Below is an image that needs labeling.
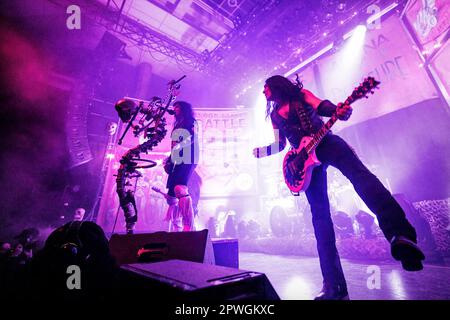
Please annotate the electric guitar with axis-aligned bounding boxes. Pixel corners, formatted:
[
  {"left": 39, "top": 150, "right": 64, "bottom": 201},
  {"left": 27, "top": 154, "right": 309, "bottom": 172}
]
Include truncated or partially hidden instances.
[
  {"left": 283, "top": 77, "right": 380, "bottom": 195},
  {"left": 151, "top": 186, "right": 169, "bottom": 199}
]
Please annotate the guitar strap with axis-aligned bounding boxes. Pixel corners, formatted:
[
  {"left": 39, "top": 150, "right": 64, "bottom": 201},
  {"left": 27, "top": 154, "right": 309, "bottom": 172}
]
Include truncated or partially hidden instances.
[{"left": 293, "top": 100, "right": 314, "bottom": 135}]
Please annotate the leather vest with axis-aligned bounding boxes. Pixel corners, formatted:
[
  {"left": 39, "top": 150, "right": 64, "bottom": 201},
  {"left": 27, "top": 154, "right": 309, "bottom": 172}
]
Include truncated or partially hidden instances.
[{"left": 270, "top": 100, "right": 324, "bottom": 149}]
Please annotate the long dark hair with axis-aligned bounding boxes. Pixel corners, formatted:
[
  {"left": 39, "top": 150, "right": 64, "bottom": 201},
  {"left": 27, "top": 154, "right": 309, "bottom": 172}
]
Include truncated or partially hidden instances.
[
  {"left": 173, "top": 101, "right": 195, "bottom": 128},
  {"left": 265, "top": 75, "right": 303, "bottom": 118}
]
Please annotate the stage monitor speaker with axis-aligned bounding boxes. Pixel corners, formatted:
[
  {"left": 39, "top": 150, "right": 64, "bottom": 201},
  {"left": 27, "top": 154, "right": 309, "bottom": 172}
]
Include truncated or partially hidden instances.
[
  {"left": 118, "top": 259, "right": 280, "bottom": 300},
  {"left": 109, "top": 229, "right": 214, "bottom": 265},
  {"left": 212, "top": 238, "right": 239, "bottom": 268}
]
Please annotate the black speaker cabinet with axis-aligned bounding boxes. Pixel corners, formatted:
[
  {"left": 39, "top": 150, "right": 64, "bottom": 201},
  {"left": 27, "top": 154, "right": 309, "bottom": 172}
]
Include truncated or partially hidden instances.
[
  {"left": 118, "top": 259, "right": 280, "bottom": 300},
  {"left": 109, "top": 229, "right": 213, "bottom": 265},
  {"left": 212, "top": 238, "right": 239, "bottom": 268}
]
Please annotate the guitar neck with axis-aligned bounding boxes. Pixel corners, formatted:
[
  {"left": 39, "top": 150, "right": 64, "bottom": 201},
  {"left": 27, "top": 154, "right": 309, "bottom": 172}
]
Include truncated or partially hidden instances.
[
  {"left": 151, "top": 187, "right": 166, "bottom": 196},
  {"left": 305, "top": 97, "right": 352, "bottom": 153}
]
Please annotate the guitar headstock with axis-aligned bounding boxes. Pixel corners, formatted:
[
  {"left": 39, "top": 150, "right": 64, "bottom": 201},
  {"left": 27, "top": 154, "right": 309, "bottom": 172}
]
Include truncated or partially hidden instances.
[
  {"left": 151, "top": 186, "right": 161, "bottom": 193},
  {"left": 347, "top": 77, "right": 380, "bottom": 104}
]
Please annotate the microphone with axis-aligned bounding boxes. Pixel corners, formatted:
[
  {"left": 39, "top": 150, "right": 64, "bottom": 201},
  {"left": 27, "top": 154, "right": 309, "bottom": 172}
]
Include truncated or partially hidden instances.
[
  {"left": 156, "top": 106, "right": 175, "bottom": 115},
  {"left": 168, "top": 75, "right": 186, "bottom": 87}
]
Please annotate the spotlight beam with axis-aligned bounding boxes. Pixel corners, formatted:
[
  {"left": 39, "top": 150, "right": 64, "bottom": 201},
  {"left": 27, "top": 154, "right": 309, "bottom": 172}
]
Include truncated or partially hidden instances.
[{"left": 285, "top": 2, "right": 398, "bottom": 77}]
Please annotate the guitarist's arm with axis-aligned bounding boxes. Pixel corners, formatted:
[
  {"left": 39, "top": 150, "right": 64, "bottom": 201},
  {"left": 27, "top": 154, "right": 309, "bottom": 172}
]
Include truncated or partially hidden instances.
[
  {"left": 302, "top": 89, "right": 352, "bottom": 121},
  {"left": 253, "top": 121, "right": 287, "bottom": 158}
]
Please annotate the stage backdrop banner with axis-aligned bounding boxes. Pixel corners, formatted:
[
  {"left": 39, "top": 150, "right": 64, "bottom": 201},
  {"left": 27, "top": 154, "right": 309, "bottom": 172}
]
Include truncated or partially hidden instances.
[
  {"left": 403, "top": 0, "right": 450, "bottom": 55},
  {"left": 430, "top": 39, "right": 450, "bottom": 101},
  {"left": 315, "top": 15, "right": 438, "bottom": 131},
  {"left": 195, "top": 108, "right": 257, "bottom": 198}
]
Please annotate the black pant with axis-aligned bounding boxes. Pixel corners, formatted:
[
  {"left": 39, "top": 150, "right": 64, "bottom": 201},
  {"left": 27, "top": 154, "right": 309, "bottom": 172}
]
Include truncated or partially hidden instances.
[
  {"left": 307, "top": 134, "right": 417, "bottom": 288},
  {"left": 166, "top": 163, "right": 196, "bottom": 197}
]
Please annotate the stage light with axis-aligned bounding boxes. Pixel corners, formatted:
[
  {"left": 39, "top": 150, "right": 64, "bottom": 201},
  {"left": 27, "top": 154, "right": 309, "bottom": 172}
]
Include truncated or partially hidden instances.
[
  {"left": 343, "top": 24, "right": 367, "bottom": 40},
  {"left": 356, "top": 24, "right": 367, "bottom": 32},
  {"left": 106, "top": 153, "right": 115, "bottom": 160}
]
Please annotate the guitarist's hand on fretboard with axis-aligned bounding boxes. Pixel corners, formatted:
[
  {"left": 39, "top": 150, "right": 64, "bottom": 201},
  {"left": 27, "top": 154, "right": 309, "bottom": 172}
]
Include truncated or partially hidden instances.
[{"left": 336, "top": 103, "right": 353, "bottom": 121}]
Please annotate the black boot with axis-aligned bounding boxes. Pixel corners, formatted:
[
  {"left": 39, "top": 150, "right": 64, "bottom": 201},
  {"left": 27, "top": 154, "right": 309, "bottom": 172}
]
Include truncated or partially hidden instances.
[
  {"left": 391, "top": 236, "right": 425, "bottom": 271},
  {"left": 125, "top": 212, "right": 138, "bottom": 235},
  {"left": 314, "top": 283, "right": 349, "bottom": 300}
]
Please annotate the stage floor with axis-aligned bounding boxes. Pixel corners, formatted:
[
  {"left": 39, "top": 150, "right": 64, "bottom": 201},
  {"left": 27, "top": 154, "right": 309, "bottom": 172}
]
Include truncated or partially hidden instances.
[{"left": 239, "top": 252, "right": 450, "bottom": 300}]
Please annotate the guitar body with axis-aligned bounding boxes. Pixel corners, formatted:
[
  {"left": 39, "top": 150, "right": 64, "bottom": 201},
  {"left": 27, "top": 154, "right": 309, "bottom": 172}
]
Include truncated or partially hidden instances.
[{"left": 283, "top": 136, "right": 321, "bottom": 193}]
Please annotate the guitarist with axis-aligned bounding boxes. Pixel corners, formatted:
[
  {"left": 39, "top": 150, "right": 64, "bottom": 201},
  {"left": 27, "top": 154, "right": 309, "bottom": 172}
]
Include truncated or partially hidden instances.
[
  {"left": 252, "top": 75, "right": 424, "bottom": 300},
  {"left": 164, "top": 101, "right": 199, "bottom": 232}
]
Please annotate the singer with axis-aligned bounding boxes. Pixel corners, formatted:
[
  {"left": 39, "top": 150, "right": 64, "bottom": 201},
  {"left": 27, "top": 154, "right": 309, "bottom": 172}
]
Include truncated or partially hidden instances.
[{"left": 163, "top": 101, "right": 200, "bottom": 232}]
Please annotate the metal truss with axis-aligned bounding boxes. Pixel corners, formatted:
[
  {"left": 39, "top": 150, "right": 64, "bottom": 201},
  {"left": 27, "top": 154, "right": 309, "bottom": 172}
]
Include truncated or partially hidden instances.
[
  {"left": 51, "top": 0, "right": 206, "bottom": 70},
  {"left": 203, "top": 0, "right": 280, "bottom": 73},
  {"left": 107, "top": 16, "right": 205, "bottom": 69}
]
